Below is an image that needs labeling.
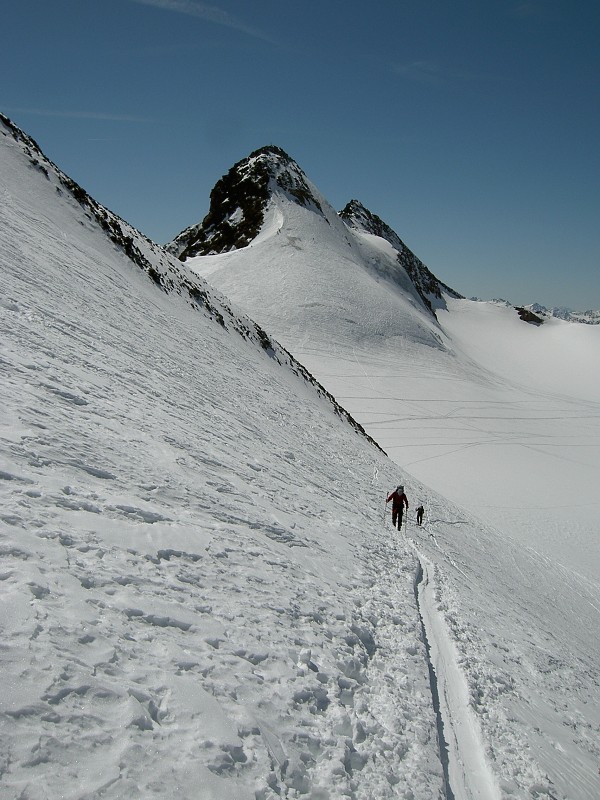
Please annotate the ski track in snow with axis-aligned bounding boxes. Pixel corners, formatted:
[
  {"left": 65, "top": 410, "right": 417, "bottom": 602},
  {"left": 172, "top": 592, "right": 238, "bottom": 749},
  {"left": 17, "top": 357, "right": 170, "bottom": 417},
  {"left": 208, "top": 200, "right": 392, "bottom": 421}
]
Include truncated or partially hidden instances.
[{"left": 412, "top": 547, "right": 501, "bottom": 800}]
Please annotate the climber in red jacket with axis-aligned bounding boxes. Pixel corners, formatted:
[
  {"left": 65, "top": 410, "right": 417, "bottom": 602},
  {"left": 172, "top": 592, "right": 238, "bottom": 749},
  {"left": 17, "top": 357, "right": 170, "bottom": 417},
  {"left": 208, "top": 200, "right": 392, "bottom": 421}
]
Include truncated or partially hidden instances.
[{"left": 386, "top": 485, "right": 409, "bottom": 530}]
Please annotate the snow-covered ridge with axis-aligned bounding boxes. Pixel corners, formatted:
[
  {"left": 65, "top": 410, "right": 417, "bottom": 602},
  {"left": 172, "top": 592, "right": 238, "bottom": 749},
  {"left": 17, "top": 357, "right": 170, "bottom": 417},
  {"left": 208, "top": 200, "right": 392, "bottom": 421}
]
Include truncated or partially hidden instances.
[
  {"left": 0, "top": 114, "right": 380, "bottom": 451},
  {"left": 340, "top": 199, "right": 462, "bottom": 316},
  {"left": 1, "top": 113, "right": 171, "bottom": 287},
  {"left": 525, "top": 302, "right": 600, "bottom": 325}
]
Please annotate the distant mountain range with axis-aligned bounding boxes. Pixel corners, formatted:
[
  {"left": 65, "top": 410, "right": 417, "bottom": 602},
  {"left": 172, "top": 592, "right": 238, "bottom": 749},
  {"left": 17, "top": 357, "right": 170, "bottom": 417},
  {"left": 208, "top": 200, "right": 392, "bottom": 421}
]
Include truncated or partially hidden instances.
[
  {"left": 469, "top": 298, "right": 600, "bottom": 325},
  {"left": 524, "top": 303, "right": 600, "bottom": 325}
]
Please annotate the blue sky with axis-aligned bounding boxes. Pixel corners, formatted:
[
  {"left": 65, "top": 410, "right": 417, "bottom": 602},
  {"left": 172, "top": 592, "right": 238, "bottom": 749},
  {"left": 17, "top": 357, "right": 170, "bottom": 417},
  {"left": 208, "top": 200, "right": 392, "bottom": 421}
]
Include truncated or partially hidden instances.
[{"left": 2, "top": 0, "right": 599, "bottom": 308}]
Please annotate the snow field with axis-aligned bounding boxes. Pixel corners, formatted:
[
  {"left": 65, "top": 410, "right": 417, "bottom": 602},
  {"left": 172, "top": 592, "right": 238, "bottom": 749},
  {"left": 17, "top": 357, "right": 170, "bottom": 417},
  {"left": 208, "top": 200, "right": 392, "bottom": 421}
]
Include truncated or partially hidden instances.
[
  {"left": 189, "top": 173, "right": 600, "bottom": 797},
  {"left": 3, "top": 115, "right": 600, "bottom": 799},
  {"left": 1, "top": 125, "right": 447, "bottom": 798}
]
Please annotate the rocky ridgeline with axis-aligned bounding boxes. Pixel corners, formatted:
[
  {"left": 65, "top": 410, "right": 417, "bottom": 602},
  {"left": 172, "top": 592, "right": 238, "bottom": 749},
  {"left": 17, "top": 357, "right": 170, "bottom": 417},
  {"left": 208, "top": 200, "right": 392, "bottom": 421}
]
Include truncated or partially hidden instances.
[{"left": 340, "top": 199, "right": 463, "bottom": 315}]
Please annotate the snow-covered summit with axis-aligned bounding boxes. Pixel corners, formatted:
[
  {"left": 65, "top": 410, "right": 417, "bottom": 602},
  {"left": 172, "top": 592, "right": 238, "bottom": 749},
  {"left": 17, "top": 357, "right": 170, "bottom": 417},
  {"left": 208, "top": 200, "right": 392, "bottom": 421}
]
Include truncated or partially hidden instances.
[
  {"left": 166, "top": 145, "right": 330, "bottom": 260},
  {"left": 167, "top": 147, "right": 460, "bottom": 320}
]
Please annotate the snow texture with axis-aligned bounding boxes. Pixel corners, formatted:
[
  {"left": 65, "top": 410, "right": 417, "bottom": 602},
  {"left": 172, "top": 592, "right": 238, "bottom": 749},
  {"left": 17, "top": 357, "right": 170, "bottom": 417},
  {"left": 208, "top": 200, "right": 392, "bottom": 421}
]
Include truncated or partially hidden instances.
[{"left": 2, "top": 117, "right": 600, "bottom": 800}]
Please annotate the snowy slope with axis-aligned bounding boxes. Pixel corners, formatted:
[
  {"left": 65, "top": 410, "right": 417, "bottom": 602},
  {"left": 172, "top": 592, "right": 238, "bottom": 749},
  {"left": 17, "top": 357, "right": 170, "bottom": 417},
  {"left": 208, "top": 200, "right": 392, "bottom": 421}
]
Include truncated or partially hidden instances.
[
  {"left": 179, "top": 147, "right": 600, "bottom": 798},
  {"left": 2, "top": 120, "right": 600, "bottom": 799},
  {"left": 0, "top": 116, "right": 486, "bottom": 800},
  {"left": 0, "top": 117, "right": 446, "bottom": 799},
  {"left": 183, "top": 148, "right": 600, "bottom": 576}
]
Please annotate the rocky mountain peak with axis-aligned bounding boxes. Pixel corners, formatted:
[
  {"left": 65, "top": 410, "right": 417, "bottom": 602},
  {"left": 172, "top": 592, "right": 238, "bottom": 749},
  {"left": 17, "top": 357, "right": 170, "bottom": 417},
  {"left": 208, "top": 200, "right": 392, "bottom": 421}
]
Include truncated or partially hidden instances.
[
  {"left": 254, "top": 146, "right": 324, "bottom": 213},
  {"left": 167, "top": 145, "right": 324, "bottom": 260}
]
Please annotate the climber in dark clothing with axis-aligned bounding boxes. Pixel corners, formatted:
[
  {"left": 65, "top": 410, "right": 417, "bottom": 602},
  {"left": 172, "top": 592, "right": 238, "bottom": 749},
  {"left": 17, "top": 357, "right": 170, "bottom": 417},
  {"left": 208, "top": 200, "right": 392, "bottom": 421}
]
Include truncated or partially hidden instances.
[
  {"left": 416, "top": 505, "right": 424, "bottom": 526},
  {"left": 386, "top": 485, "right": 409, "bottom": 530}
]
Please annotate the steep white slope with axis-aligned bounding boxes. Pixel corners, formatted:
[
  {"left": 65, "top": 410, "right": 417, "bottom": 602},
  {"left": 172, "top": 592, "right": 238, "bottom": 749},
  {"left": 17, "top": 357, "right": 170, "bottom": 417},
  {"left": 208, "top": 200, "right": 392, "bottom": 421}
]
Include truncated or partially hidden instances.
[
  {"left": 0, "top": 117, "right": 448, "bottom": 799},
  {"left": 191, "top": 187, "right": 443, "bottom": 353}
]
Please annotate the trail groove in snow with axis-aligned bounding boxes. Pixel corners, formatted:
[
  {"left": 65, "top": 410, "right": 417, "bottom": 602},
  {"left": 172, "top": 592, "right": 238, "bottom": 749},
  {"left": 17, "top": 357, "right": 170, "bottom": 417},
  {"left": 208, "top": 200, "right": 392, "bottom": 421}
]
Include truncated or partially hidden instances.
[
  {"left": 414, "top": 560, "right": 455, "bottom": 800},
  {"left": 412, "top": 547, "right": 501, "bottom": 800}
]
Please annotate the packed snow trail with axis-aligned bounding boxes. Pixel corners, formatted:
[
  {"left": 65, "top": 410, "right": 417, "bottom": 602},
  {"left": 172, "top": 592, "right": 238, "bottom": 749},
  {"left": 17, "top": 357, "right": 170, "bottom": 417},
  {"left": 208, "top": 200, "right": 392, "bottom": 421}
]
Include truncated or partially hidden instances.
[{"left": 413, "top": 549, "right": 501, "bottom": 800}]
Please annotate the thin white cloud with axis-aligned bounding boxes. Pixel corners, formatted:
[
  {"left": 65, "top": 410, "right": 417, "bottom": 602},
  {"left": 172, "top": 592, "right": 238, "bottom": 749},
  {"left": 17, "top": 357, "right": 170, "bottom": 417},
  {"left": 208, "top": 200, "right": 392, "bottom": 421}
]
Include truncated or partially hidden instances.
[
  {"left": 511, "top": 2, "right": 546, "bottom": 18},
  {"left": 393, "top": 60, "right": 443, "bottom": 85},
  {"left": 392, "top": 60, "right": 492, "bottom": 86},
  {"left": 5, "top": 108, "right": 153, "bottom": 123},
  {"left": 130, "top": 0, "right": 274, "bottom": 42}
]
